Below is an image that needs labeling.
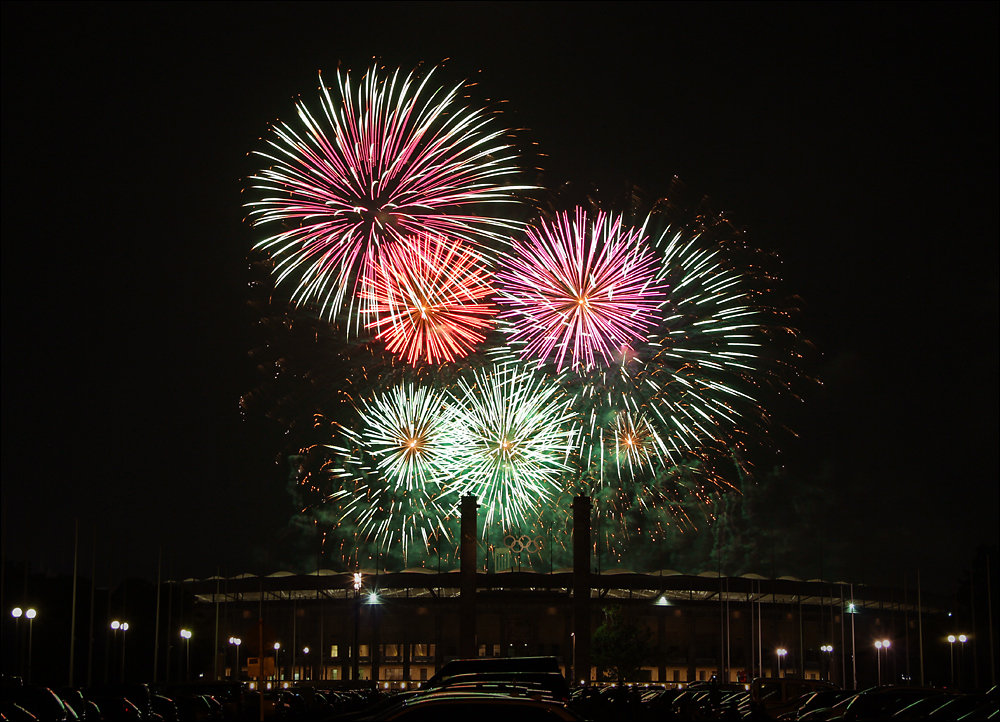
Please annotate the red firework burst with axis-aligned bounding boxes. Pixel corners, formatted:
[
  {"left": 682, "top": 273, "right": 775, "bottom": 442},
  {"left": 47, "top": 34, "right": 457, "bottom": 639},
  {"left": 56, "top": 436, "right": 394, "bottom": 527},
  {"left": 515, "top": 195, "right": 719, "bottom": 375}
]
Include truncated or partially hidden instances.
[{"left": 362, "top": 234, "right": 497, "bottom": 364}]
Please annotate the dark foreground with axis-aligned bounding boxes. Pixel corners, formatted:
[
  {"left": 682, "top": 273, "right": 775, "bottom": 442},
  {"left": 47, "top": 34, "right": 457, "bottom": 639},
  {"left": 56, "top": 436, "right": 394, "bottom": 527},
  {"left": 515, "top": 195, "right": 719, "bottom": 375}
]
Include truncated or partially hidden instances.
[{"left": 2, "top": 675, "right": 997, "bottom": 721}]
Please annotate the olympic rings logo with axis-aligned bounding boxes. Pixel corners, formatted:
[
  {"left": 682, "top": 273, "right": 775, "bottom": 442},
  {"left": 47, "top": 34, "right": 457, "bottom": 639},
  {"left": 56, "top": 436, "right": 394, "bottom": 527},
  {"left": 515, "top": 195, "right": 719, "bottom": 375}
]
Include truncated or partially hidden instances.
[{"left": 503, "top": 535, "right": 544, "bottom": 553}]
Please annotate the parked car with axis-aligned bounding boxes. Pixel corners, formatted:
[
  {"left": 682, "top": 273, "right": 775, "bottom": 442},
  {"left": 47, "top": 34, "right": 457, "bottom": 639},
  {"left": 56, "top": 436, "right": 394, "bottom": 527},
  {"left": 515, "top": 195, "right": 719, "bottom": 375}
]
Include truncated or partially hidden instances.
[
  {"left": 87, "top": 683, "right": 154, "bottom": 720},
  {"left": 751, "top": 676, "right": 840, "bottom": 714},
  {"left": 5, "top": 686, "right": 76, "bottom": 721},
  {"left": 800, "top": 686, "right": 943, "bottom": 721},
  {"left": 777, "top": 689, "right": 854, "bottom": 720},
  {"left": 151, "top": 693, "right": 179, "bottom": 722},
  {"left": 1, "top": 701, "right": 40, "bottom": 722}
]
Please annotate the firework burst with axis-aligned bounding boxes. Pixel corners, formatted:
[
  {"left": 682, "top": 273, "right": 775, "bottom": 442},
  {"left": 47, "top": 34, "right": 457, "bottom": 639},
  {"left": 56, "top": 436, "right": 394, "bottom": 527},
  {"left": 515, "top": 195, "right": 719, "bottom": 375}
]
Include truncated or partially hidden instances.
[
  {"left": 329, "top": 382, "right": 459, "bottom": 561},
  {"left": 361, "top": 233, "right": 497, "bottom": 364},
  {"left": 244, "top": 66, "right": 805, "bottom": 571},
  {"left": 247, "top": 65, "right": 530, "bottom": 329},
  {"left": 447, "top": 363, "right": 579, "bottom": 532},
  {"left": 495, "top": 207, "right": 666, "bottom": 372}
]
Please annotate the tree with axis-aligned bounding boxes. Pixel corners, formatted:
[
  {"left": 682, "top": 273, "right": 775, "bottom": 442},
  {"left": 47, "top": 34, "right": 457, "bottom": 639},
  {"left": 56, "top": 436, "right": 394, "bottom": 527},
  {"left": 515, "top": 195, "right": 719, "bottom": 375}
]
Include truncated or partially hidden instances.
[{"left": 591, "top": 604, "right": 653, "bottom": 682}]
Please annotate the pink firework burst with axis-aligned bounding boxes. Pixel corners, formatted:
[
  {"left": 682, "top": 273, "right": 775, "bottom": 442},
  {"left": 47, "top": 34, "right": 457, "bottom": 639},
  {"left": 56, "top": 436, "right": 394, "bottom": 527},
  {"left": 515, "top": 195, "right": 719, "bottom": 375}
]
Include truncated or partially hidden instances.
[
  {"left": 362, "top": 234, "right": 497, "bottom": 365},
  {"left": 247, "top": 65, "right": 529, "bottom": 329},
  {"left": 496, "top": 208, "right": 666, "bottom": 371}
]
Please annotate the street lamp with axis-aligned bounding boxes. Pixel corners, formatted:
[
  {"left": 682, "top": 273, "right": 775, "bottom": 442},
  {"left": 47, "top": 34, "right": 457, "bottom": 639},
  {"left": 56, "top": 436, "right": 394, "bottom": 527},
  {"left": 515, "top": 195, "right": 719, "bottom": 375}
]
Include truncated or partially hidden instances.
[
  {"left": 111, "top": 621, "right": 120, "bottom": 682},
  {"left": 821, "top": 645, "right": 834, "bottom": 682},
  {"left": 948, "top": 635, "right": 961, "bottom": 687},
  {"left": 119, "top": 622, "right": 129, "bottom": 682},
  {"left": 229, "top": 637, "right": 242, "bottom": 680},
  {"left": 25, "top": 609, "right": 37, "bottom": 684},
  {"left": 11, "top": 608, "right": 23, "bottom": 677},
  {"left": 274, "top": 642, "right": 281, "bottom": 684},
  {"left": 352, "top": 573, "right": 362, "bottom": 682},
  {"left": 958, "top": 634, "right": 968, "bottom": 688},
  {"left": 302, "top": 647, "right": 309, "bottom": 682},
  {"left": 571, "top": 632, "right": 576, "bottom": 683},
  {"left": 875, "top": 640, "right": 890, "bottom": 686},
  {"left": 109, "top": 621, "right": 130, "bottom": 682},
  {"left": 777, "top": 648, "right": 787, "bottom": 678},
  {"left": 181, "top": 630, "right": 192, "bottom": 681}
]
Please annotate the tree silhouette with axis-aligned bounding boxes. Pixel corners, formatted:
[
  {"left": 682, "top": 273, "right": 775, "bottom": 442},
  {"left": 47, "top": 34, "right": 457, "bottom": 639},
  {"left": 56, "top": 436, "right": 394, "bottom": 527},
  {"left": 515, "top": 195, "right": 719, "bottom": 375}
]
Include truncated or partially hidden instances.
[{"left": 592, "top": 604, "right": 653, "bottom": 682}]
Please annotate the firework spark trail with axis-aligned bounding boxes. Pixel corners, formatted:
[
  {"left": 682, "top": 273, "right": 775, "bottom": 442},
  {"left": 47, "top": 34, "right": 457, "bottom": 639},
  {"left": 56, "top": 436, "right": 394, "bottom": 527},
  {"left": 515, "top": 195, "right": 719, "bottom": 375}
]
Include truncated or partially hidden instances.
[
  {"left": 247, "top": 65, "right": 531, "bottom": 330},
  {"left": 362, "top": 234, "right": 497, "bottom": 364},
  {"left": 643, "top": 224, "right": 778, "bottom": 454},
  {"left": 495, "top": 208, "right": 666, "bottom": 372},
  {"left": 446, "top": 363, "right": 580, "bottom": 531}
]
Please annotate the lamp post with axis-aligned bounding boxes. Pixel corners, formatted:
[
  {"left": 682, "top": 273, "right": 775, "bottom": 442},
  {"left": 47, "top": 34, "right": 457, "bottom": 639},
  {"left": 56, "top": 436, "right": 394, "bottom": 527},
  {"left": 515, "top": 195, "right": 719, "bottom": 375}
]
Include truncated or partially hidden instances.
[
  {"left": 958, "top": 634, "right": 968, "bottom": 688},
  {"left": 571, "top": 632, "right": 576, "bottom": 684},
  {"left": 180, "top": 630, "right": 192, "bottom": 681},
  {"left": 229, "top": 637, "right": 241, "bottom": 680},
  {"left": 777, "top": 648, "right": 787, "bottom": 678},
  {"left": 302, "top": 647, "right": 309, "bottom": 682},
  {"left": 875, "top": 640, "right": 890, "bottom": 686},
  {"left": 11, "top": 608, "right": 23, "bottom": 677},
  {"left": 821, "top": 645, "right": 834, "bottom": 682},
  {"left": 847, "top": 599, "right": 858, "bottom": 690},
  {"left": 273, "top": 642, "right": 281, "bottom": 685},
  {"left": 352, "top": 573, "right": 362, "bottom": 682},
  {"left": 25, "top": 609, "right": 37, "bottom": 684},
  {"left": 119, "top": 622, "right": 129, "bottom": 682},
  {"left": 111, "top": 621, "right": 129, "bottom": 683},
  {"left": 948, "top": 635, "right": 957, "bottom": 686}
]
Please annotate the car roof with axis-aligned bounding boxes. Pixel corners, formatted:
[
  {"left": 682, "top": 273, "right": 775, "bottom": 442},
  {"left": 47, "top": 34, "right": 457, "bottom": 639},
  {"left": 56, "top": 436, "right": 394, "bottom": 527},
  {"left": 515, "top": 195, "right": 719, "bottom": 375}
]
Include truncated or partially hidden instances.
[
  {"left": 426, "top": 657, "right": 560, "bottom": 684},
  {"left": 384, "top": 692, "right": 580, "bottom": 721}
]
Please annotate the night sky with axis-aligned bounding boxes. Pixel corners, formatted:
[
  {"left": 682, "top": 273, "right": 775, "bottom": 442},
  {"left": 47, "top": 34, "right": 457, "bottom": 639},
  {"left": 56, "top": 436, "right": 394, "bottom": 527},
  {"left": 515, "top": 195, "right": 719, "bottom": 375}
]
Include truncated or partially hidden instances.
[{"left": 2, "top": 1, "right": 996, "bottom": 594}]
